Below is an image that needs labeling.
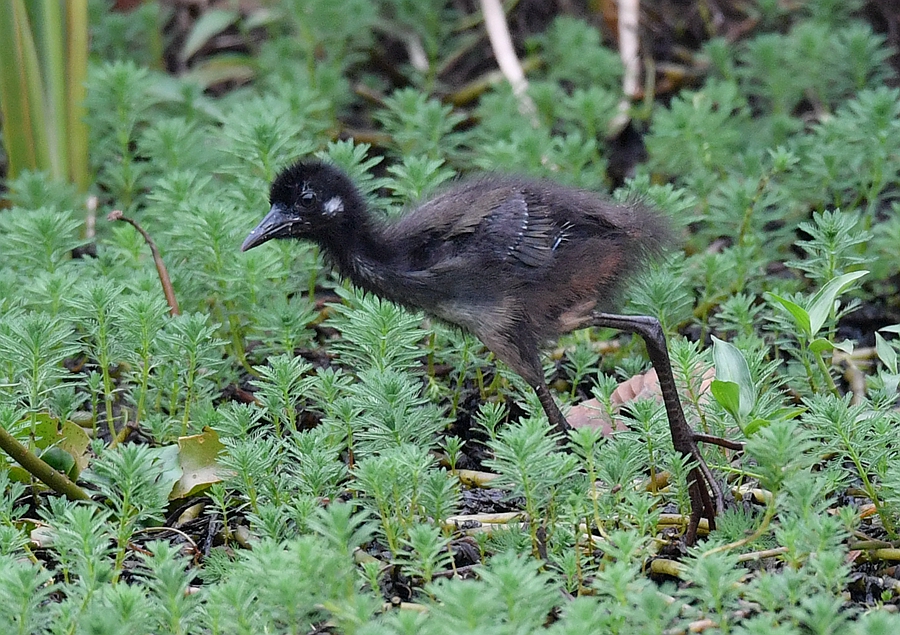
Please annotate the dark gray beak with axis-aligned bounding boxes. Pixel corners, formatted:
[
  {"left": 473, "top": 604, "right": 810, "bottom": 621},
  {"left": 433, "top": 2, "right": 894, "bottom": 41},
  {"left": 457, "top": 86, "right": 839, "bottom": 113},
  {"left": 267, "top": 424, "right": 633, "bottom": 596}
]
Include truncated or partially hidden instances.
[{"left": 241, "top": 203, "right": 292, "bottom": 252}]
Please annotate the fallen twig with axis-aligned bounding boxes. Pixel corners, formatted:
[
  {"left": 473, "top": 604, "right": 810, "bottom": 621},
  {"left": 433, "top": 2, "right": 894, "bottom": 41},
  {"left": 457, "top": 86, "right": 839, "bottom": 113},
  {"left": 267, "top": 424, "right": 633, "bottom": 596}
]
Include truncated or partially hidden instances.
[{"left": 108, "top": 210, "right": 180, "bottom": 316}]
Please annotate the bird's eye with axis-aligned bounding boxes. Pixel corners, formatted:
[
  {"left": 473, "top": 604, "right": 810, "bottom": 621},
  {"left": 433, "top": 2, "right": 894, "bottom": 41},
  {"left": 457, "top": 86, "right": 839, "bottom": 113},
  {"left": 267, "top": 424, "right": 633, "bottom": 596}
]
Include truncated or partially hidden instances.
[{"left": 300, "top": 191, "right": 316, "bottom": 207}]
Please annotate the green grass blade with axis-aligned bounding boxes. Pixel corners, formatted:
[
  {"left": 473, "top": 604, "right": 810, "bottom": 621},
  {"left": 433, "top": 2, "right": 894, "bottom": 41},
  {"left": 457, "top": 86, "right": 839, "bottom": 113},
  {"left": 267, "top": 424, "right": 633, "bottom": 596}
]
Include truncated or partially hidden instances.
[
  {"left": 66, "top": 0, "right": 89, "bottom": 191},
  {"left": 40, "top": 0, "right": 67, "bottom": 179},
  {"left": 0, "top": 0, "right": 39, "bottom": 176}
]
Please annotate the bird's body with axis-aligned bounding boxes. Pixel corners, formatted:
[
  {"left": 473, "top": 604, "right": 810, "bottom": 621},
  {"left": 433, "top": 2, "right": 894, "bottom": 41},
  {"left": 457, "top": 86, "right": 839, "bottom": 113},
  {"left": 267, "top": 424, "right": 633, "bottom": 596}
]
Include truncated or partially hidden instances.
[
  {"left": 242, "top": 159, "right": 723, "bottom": 543},
  {"left": 245, "top": 161, "right": 668, "bottom": 388}
]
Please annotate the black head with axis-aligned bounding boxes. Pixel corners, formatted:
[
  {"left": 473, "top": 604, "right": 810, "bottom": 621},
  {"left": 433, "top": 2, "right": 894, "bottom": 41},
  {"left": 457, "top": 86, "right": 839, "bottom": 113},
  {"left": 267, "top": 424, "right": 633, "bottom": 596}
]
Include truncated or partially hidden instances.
[{"left": 241, "top": 160, "right": 360, "bottom": 251}]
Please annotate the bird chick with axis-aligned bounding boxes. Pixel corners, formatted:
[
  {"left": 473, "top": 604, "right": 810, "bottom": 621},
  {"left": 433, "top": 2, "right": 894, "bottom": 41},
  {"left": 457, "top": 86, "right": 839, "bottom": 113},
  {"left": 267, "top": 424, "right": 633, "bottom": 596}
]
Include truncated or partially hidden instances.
[{"left": 242, "top": 160, "right": 722, "bottom": 542}]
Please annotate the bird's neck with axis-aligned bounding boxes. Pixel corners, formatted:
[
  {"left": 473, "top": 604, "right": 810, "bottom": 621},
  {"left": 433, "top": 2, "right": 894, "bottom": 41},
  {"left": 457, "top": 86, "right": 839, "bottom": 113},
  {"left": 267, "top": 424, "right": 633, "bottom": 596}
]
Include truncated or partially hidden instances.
[{"left": 319, "top": 215, "right": 402, "bottom": 299}]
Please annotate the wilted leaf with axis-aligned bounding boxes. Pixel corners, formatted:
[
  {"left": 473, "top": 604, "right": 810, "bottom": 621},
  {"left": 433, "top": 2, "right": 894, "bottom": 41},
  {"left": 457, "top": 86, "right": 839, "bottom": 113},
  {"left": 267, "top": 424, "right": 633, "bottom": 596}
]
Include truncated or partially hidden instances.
[
  {"left": 567, "top": 365, "right": 714, "bottom": 435},
  {"left": 169, "top": 427, "right": 225, "bottom": 500}
]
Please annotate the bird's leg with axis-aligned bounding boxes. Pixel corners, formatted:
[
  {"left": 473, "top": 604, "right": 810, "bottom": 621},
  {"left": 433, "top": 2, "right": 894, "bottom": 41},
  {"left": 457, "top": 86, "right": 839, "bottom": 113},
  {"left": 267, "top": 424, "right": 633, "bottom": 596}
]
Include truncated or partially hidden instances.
[
  {"left": 589, "top": 312, "right": 723, "bottom": 544},
  {"left": 533, "top": 381, "right": 571, "bottom": 438},
  {"left": 479, "top": 328, "right": 573, "bottom": 439}
]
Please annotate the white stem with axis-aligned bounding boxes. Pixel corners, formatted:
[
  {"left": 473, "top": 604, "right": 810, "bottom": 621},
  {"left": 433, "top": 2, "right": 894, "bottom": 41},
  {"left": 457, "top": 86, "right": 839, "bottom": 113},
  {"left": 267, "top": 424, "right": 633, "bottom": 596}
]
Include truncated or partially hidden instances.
[
  {"left": 618, "top": 0, "right": 641, "bottom": 98},
  {"left": 610, "top": 0, "right": 641, "bottom": 135},
  {"left": 479, "top": 0, "right": 538, "bottom": 124}
]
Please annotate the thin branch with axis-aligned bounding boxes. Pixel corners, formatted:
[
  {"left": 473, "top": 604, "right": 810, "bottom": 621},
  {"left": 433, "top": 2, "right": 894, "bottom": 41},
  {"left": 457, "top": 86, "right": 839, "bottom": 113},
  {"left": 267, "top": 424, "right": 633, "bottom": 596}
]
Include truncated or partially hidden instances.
[{"left": 108, "top": 210, "right": 180, "bottom": 316}]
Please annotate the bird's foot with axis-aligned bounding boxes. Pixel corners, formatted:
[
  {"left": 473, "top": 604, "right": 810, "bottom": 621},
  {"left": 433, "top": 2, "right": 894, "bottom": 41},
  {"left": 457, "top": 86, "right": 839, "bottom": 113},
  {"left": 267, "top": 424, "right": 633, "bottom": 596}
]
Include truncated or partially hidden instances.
[{"left": 678, "top": 437, "right": 724, "bottom": 545}]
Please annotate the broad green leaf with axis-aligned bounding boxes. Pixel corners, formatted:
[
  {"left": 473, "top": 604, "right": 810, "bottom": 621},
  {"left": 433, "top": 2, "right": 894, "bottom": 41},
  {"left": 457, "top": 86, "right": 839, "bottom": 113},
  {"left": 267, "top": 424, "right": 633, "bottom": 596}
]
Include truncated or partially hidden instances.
[
  {"left": 809, "top": 338, "right": 852, "bottom": 354},
  {"left": 809, "top": 338, "right": 834, "bottom": 354},
  {"left": 807, "top": 270, "right": 868, "bottom": 336},
  {"left": 875, "top": 332, "right": 898, "bottom": 374},
  {"left": 57, "top": 420, "right": 90, "bottom": 478},
  {"left": 883, "top": 373, "right": 900, "bottom": 394},
  {"left": 832, "top": 339, "right": 854, "bottom": 354},
  {"left": 711, "top": 336, "right": 755, "bottom": 419},
  {"left": 244, "top": 7, "right": 279, "bottom": 30},
  {"left": 184, "top": 54, "right": 256, "bottom": 90},
  {"left": 773, "top": 406, "right": 806, "bottom": 420},
  {"left": 150, "top": 444, "right": 183, "bottom": 499},
  {"left": 743, "top": 418, "right": 769, "bottom": 436},
  {"left": 710, "top": 379, "right": 741, "bottom": 423},
  {"left": 40, "top": 446, "right": 75, "bottom": 478},
  {"left": 880, "top": 324, "right": 900, "bottom": 334},
  {"left": 766, "top": 293, "right": 811, "bottom": 337},
  {"left": 180, "top": 8, "right": 239, "bottom": 62}
]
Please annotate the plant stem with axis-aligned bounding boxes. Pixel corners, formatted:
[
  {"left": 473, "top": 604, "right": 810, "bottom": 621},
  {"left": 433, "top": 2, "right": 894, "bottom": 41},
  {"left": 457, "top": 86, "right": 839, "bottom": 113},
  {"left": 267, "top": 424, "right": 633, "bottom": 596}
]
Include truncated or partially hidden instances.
[
  {"left": 814, "top": 352, "right": 840, "bottom": 397},
  {"left": 0, "top": 424, "right": 89, "bottom": 500}
]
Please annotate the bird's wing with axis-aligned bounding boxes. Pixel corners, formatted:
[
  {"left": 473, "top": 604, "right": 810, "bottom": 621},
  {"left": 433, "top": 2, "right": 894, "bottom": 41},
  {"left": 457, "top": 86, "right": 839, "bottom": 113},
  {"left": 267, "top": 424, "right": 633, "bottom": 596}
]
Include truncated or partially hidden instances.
[
  {"left": 386, "top": 179, "right": 577, "bottom": 274},
  {"left": 441, "top": 188, "right": 566, "bottom": 269}
]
